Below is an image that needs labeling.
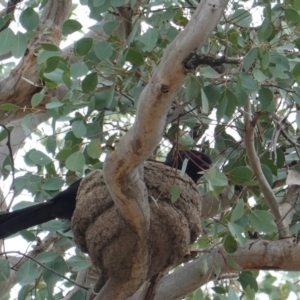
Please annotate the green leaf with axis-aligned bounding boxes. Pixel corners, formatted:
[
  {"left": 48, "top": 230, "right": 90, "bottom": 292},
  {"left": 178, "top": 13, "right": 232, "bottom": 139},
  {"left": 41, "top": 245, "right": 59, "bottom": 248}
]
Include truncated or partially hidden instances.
[
  {"left": 194, "top": 289, "right": 203, "bottom": 300},
  {"left": 66, "top": 255, "right": 91, "bottom": 272},
  {"left": 103, "top": 21, "right": 119, "bottom": 35},
  {"left": 285, "top": 8, "right": 300, "bottom": 26},
  {"left": 42, "top": 178, "right": 64, "bottom": 190},
  {"left": 70, "top": 62, "right": 88, "bottom": 79},
  {"left": 216, "top": 95, "right": 227, "bottom": 122},
  {"left": 275, "top": 148, "right": 285, "bottom": 169},
  {"left": 36, "top": 252, "right": 59, "bottom": 263},
  {"left": 106, "top": 83, "right": 115, "bottom": 108},
  {"left": 45, "top": 98, "right": 63, "bottom": 109},
  {"left": 228, "top": 289, "right": 239, "bottom": 300},
  {"left": 69, "top": 290, "right": 87, "bottom": 300},
  {"left": 261, "top": 163, "right": 273, "bottom": 186},
  {"left": 293, "top": 62, "right": 300, "bottom": 79},
  {"left": 19, "top": 230, "right": 36, "bottom": 241},
  {"left": 44, "top": 56, "right": 60, "bottom": 73},
  {"left": 38, "top": 49, "right": 62, "bottom": 64},
  {"left": 72, "top": 120, "right": 87, "bottom": 138},
  {"left": 185, "top": 76, "right": 201, "bottom": 102},
  {"left": 40, "top": 43, "right": 60, "bottom": 51},
  {"left": 0, "top": 28, "right": 14, "bottom": 55},
  {"left": 258, "top": 19, "right": 273, "bottom": 41},
  {"left": 62, "top": 70, "right": 73, "bottom": 88},
  {"left": 0, "top": 103, "right": 19, "bottom": 111},
  {"left": 297, "top": 112, "right": 300, "bottom": 129},
  {"left": 21, "top": 114, "right": 32, "bottom": 135},
  {"left": 55, "top": 148, "right": 71, "bottom": 161},
  {"left": 228, "top": 222, "right": 246, "bottom": 247},
  {"left": 16, "top": 259, "right": 38, "bottom": 286},
  {"left": 204, "top": 167, "right": 228, "bottom": 187},
  {"left": 94, "top": 41, "right": 113, "bottom": 60},
  {"left": 139, "top": 28, "right": 158, "bottom": 52},
  {"left": 294, "top": 0, "right": 300, "bottom": 10},
  {"left": 240, "top": 72, "right": 259, "bottom": 93},
  {"left": 18, "top": 285, "right": 34, "bottom": 300},
  {"left": 228, "top": 166, "right": 253, "bottom": 185},
  {"left": 212, "top": 286, "right": 227, "bottom": 294},
  {"left": 12, "top": 32, "right": 27, "bottom": 58},
  {"left": 111, "top": 0, "right": 126, "bottom": 6},
  {"left": 243, "top": 48, "right": 257, "bottom": 72},
  {"left": 31, "top": 93, "right": 44, "bottom": 107},
  {"left": 178, "top": 135, "right": 195, "bottom": 148},
  {"left": 42, "top": 254, "right": 67, "bottom": 288},
  {"left": 93, "top": 0, "right": 106, "bottom": 6},
  {"left": 200, "top": 89, "right": 209, "bottom": 114},
  {"left": 231, "top": 199, "right": 244, "bottom": 222},
  {"left": 258, "top": 87, "right": 274, "bottom": 112},
  {"left": 238, "top": 271, "right": 258, "bottom": 292},
  {"left": 236, "top": 89, "right": 248, "bottom": 107},
  {"left": 28, "top": 150, "right": 52, "bottom": 166},
  {"left": 224, "top": 89, "right": 237, "bottom": 118},
  {"left": 19, "top": 7, "right": 39, "bottom": 31},
  {"left": 43, "top": 68, "right": 64, "bottom": 84},
  {"left": 249, "top": 210, "right": 277, "bottom": 234},
  {"left": 170, "top": 185, "right": 181, "bottom": 203},
  {"left": 82, "top": 72, "right": 98, "bottom": 93},
  {"left": 74, "top": 38, "right": 93, "bottom": 56},
  {"left": 125, "top": 47, "right": 144, "bottom": 65},
  {"left": 65, "top": 151, "right": 85, "bottom": 171},
  {"left": 41, "top": 220, "right": 65, "bottom": 231},
  {"left": 46, "top": 135, "right": 57, "bottom": 155},
  {"left": 229, "top": 9, "right": 252, "bottom": 27},
  {"left": 224, "top": 234, "right": 238, "bottom": 254},
  {"left": 0, "top": 259, "right": 10, "bottom": 281},
  {"left": 260, "top": 50, "right": 270, "bottom": 70},
  {"left": 62, "top": 19, "right": 82, "bottom": 35},
  {"left": 87, "top": 139, "right": 102, "bottom": 159},
  {"left": 201, "top": 66, "right": 220, "bottom": 79}
]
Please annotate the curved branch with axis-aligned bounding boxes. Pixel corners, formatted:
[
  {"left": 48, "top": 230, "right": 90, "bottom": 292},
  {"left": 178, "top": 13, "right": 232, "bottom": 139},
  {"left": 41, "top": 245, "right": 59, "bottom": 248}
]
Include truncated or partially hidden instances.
[
  {"left": 244, "top": 100, "right": 289, "bottom": 238},
  {"left": 101, "top": 1, "right": 229, "bottom": 299}
]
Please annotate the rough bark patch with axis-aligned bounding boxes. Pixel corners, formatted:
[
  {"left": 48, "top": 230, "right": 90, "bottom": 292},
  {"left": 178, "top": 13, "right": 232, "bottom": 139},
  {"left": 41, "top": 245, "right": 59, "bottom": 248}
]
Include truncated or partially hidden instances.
[{"left": 71, "top": 162, "right": 201, "bottom": 280}]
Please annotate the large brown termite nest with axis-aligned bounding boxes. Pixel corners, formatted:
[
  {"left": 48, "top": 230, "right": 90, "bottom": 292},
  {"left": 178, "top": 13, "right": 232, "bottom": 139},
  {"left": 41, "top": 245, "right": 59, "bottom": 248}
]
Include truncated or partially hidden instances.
[{"left": 71, "top": 161, "right": 202, "bottom": 280}]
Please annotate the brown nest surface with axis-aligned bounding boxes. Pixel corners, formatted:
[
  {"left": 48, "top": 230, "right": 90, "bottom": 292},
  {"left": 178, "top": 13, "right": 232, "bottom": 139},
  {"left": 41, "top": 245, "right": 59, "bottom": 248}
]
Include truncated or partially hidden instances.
[{"left": 71, "top": 161, "right": 202, "bottom": 280}]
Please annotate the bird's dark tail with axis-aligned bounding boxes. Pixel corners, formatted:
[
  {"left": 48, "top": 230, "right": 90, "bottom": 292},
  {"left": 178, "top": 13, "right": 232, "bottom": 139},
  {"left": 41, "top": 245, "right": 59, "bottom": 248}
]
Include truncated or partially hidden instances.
[
  {"left": 0, "top": 201, "right": 55, "bottom": 239},
  {"left": 0, "top": 179, "right": 81, "bottom": 240}
]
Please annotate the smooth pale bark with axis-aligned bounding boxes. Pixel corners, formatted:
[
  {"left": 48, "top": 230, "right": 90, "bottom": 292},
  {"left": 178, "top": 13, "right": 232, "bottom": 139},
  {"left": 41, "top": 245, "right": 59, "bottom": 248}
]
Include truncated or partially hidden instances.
[
  {"left": 101, "top": 1, "right": 229, "bottom": 299},
  {"left": 131, "top": 238, "right": 300, "bottom": 300}
]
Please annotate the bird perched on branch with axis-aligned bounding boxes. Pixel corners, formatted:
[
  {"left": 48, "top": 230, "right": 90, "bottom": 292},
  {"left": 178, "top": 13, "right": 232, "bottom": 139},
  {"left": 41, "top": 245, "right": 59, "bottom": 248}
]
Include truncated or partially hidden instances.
[{"left": 0, "top": 150, "right": 211, "bottom": 240}]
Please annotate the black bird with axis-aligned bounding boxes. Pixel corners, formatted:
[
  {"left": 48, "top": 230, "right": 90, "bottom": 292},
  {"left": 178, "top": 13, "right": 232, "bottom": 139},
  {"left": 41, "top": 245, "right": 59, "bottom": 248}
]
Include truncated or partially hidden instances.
[{"left": 0, "top": 150, "right": 211, "bottom": 239}]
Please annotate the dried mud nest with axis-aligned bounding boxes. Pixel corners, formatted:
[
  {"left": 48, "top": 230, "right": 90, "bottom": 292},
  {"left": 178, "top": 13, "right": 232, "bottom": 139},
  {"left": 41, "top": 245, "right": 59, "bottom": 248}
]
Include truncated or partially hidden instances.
[{"left": 71, "top": 161, "right": 202, "bottom": 280}]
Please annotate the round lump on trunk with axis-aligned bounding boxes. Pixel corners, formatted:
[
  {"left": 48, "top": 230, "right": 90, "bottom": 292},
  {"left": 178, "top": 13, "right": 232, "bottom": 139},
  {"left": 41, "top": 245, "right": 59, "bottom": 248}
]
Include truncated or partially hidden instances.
[{"left": 71, "top": 161, "right": 202, "bottom": 280}]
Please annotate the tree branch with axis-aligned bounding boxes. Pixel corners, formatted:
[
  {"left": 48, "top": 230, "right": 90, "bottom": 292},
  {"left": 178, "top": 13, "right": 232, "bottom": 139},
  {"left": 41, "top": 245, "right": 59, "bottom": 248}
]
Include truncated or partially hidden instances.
[
  {"left": 101, "top": 0, "right": 229, "bottom": 299},
  {"left": 243, "top": 99, "right": 289, "bottom": 238},
  {"left": 132, "top": 238, "right": 300, "bottom": 300}
]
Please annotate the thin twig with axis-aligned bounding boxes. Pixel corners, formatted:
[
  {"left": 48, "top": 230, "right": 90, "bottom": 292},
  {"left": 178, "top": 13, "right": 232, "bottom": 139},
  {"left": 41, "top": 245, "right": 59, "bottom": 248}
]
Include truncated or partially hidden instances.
[
  {"left": 0, "top": 250, "right": 89, "bottom": 290},
  {"left": 271, "top": 112, "right": 300, "bottom": 159}
]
